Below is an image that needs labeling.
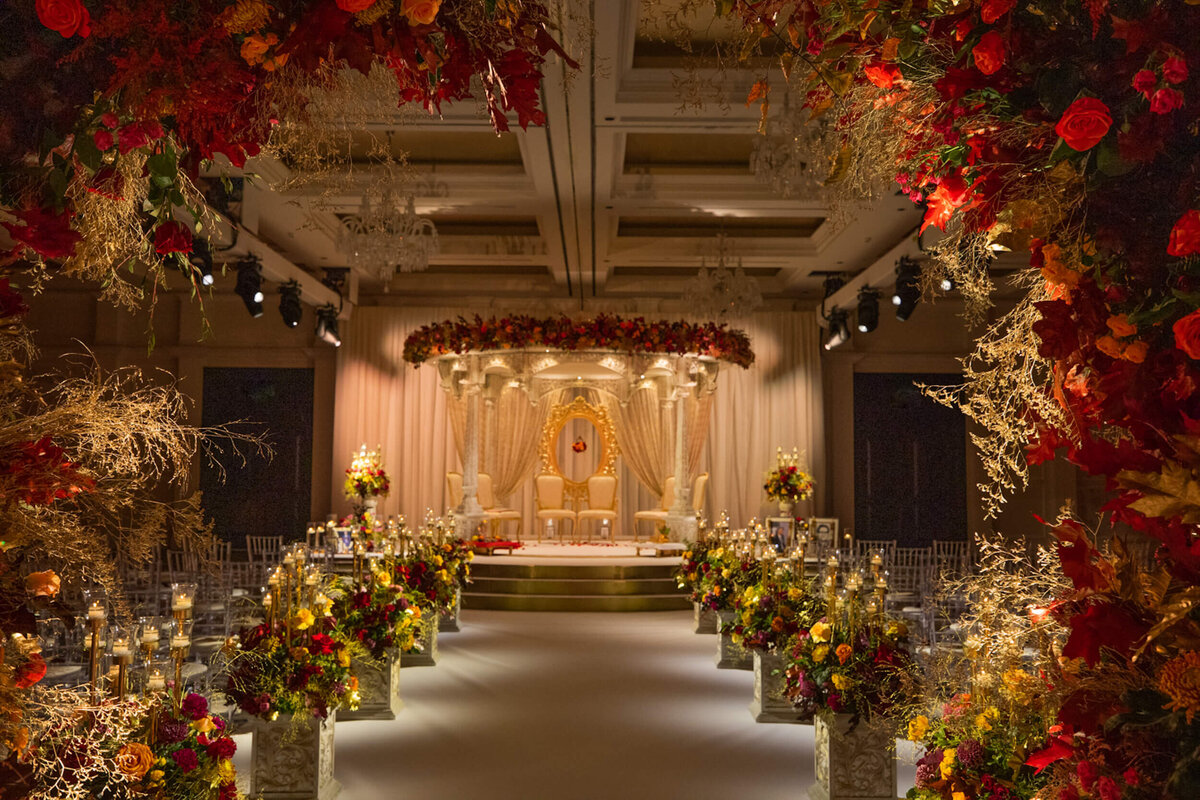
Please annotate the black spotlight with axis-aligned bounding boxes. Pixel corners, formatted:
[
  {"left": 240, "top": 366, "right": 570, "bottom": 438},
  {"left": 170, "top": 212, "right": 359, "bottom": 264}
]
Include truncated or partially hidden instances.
[
  {"left": 315, "top": 304, "right": 341, "bottom": 347},
  {"left": 823, "top": 309, "right": 850, "bottom": 351},
  {"left": 856, "top": 287, "right": 879, "bottom": 333},
  {"left": 187, "top": 239, "right": 214, "bottom": 286},
  {"left": 235, "top": 256, "right": 264, "bottom": 317},
  {"left": 892, "top": 256, "right": 921, "bottom": 321},
  {"left": 278, "top": 280, "right": 303, "bottom": 328}
]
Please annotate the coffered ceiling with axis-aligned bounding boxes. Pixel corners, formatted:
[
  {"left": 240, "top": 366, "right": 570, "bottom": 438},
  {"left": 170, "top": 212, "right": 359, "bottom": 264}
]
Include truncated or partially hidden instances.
[{"left": 224, "top": 0, "right": 921, "bottom": 312}]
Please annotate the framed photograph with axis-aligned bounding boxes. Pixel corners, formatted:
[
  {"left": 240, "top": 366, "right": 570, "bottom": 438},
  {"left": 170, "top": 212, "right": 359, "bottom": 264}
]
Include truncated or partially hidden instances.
[
  {"left": 765, "top": 517, "right": 795, "bottom": 551},
  {"left": 809, "top": 517, "right": 839, "bottom": 545}
]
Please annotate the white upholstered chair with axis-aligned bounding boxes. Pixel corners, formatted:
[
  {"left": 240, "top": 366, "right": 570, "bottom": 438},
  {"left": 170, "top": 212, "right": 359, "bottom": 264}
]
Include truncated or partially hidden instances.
[
  {"left": 576, "top": 474, "right": 619, "bottom": 542},
  {"left": 633, "top": 476, "right": 675, "bottom": 540},
  {"left": 535, "top": 474, "right": 576, "bottom": 542},
  {"left": 478, "top": 472, "right": 523, "bottom": 539}
]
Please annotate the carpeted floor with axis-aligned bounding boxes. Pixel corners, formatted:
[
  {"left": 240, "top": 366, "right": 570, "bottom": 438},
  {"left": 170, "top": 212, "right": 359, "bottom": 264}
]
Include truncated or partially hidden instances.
[{"left": 233, "top": 610, "right": 916, "bottom": 799}]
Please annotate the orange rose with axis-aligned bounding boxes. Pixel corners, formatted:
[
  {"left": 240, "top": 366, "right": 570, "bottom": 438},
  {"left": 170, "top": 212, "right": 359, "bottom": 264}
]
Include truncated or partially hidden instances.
[
  {"left": 1054, "top": 97, "right": 1112, "bottom": 152},
  {"left": 25, "top": 569, "right": 61, "bottom": 598},
  {"left": 115, "top": 742, "right": 155, "bottom": 780},
  {"left": 1174, "top": 310, "right": 1200, "bottom": 360},
  {"left": 1095, "top": 335, "right": 1123, "bottom": 360},
  {"left": 240, "top": 33, "right": 278, "bottom": 66},
  {"left": 1106, "top": 314, "right": 1137, "bottom": 338},
  {"left": 1123, "top": 341, "right": 1148, "bottom": 364},
  {"left": 401, "top": 0, "right": 441, "bottom": 25},
  {"left": 36, "top": 0, "right": 91, "bottom": 39}
]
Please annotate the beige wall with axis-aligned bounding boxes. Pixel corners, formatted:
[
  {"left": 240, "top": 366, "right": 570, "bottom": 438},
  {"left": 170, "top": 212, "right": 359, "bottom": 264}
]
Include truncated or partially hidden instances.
[
  {"left": 819, "top": 295, "right": 1090, "bottom": 547},
  {"left": 25, "top": 282, "right": 338, "bottom": 521}
]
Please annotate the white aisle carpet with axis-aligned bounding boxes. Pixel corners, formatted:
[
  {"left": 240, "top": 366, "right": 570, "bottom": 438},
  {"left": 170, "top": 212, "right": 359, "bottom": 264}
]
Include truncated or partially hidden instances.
[{"left": 233, "top": 610, "right": 916, "bottom": 799}]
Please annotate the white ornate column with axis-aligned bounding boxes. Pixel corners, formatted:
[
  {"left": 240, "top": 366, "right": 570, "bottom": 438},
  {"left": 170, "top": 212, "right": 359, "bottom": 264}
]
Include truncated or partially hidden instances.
[
  {"left": 455, "top": 357, "right": 486, "bottom": 537},
  {"left": 666, "top": 359, "right": 696, "bottom": 542}
]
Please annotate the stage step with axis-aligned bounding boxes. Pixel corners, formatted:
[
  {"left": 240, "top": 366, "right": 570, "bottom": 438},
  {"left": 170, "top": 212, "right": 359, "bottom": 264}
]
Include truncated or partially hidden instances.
[{"left": 463, "top": 561, "right": 689, "bottom": 612}]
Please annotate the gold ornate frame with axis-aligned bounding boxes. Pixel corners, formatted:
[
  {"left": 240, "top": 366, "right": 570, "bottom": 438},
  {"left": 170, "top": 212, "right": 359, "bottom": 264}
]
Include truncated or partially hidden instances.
[{"left": 539, "top": 396, "right": 620, "bottom": 505}]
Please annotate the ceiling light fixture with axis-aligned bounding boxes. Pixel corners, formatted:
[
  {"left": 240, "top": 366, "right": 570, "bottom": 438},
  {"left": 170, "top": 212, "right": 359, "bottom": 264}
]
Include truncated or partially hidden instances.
[
  {"left": 278, "top": 280, "right": 302, "bottom": 328},
  {"left": 315, "top": 304, "right": 341, "bottom": 347},
  {"left": 823, "top": 309, "right": 850, "bottom": 351},
  {"left": 337, "top": 188, "right": 439, "bottom": 284},
  {"left": 680, "top": 233, "right": 763, "bottom": 319},
  {"left": 893, "top": 256, "right": 921, "bottom": 321},
  {"left": 750, "top": 92, "right": 832, "bottom": 199},
  {"left": 235, "top": 256, "right": 264, "bottom": 317},
  {"left": 856, "top": 287, "right": 879, "bottom": 333}
]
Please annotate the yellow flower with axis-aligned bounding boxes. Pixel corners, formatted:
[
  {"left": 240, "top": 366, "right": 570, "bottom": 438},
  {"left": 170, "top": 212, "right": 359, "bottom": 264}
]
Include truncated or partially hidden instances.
[
  {"left": 830, "top": 673, "right": 852, "bottom": 691},
  {"left": 147, "top": 769, "right": 165, "bottom": 787},
  {"left": 974, "top": 713, "right": 992, "bottom": 732},
  {"left": 375, "top": 571, "right": 392, "bottom": 585},
  {"left": 337, "top": 648, "right": 351, "bottom": 667},
  {"left": 940, "top": 748, "right": 956, "bottom": 780},
  {"left": 192, "top": 716, "right": 216, "bottom": 734},
  {"left": 952, "top": 793, "right": 967, "bottom": 800},
  {"left": 289, "top": 646, "right": 310, "bottom": 661},
  {"left": 907, "top": 715, "right": 929, "bottom": 742},
  {"left": 812, "top": 644, "right": 829, "bottom": 663},
  {"left": 1159, "top": 650, "right": 1200, "bottom": 723},
  {"left": 293, "top": 608, "right": 316, "bottom": 631},
  {"left": 433, "top": 555, "right": 444, "bottom": 567},
  {"left": 885, "top": 620, "right": 907, "bottom": 638},
  {"left": 218, "top": 760, "right": 235, "bottom": 781},
  {"left": 731, "top": 632, "right": 743, "bottom": 645},
  {"left": 810, "top": 621, "right": 832, "bottom": 643},
  {"left": 787, "top": 587, "right": 802, "bottom": 601}
]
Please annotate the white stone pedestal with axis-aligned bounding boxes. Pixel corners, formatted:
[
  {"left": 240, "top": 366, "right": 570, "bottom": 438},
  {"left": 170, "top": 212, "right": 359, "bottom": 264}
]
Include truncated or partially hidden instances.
[
  {"left": 402, "top": 612, "right": 439, "bottom": 667},
  {"left": 809, "top": 713, "right": 896, "bottom": 800},
  {"left": 250, "top": 712, "right": 340, "bottom": 800},
  {"left": 439, "top": 590, "right": 462, "bottom": 633},
  {"left": 693, "top": 601, "right": 717, "bottom": 634},
  {"left": 715, "top": 609, "right": 752, "bottom": 670},
  {"left": 339, "top": 653, "right": 402, "bottom": 721},
  {"left": 750, "top": 650, "right": 808, "bottom": 724}
]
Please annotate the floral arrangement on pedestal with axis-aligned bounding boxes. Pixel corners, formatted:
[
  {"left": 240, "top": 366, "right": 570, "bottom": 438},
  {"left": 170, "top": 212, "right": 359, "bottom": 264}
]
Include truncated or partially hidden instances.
[
  {"left": 222, "top": 603, "right": 361, "bottom": 721},
  {"left": 725, "top": 570, "right": 821, "bottom": 653},
  {"left": 332, "top": 570, "right": 422, "bottom": 659},
  {"left": 784, "top": 616, "right": 912, "bottom": 723},
  {"left": 401, "top": 313, "right": 756, "bottom": 368},
  {"left": 693, "top": 546, "right": 764, "bottom": 613},
  {"left": 763, "top": 447, "right": 815, "bottom": 509},
  {"left": 0, "top": 1, "right": 573, "bottom": 304},
  {"left": 675, "top": 536, "right": 719, "bottom": 602},
  {"left": 399, "top": 539, "right": 473, "bottom": 614},
  {"left": 23, "top": 689, "right": 241, "bottom": 800},
  {"left": 344, "top": 445, "right": 390, "bottom": 502}
]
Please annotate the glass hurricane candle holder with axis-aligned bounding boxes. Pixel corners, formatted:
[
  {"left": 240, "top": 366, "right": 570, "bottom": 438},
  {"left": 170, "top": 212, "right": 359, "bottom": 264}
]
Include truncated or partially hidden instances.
[
  {"left": 170, "top": 582, "right": 197, "bottom": 616},
  {"left": 138, "top": 617, "right": 162, "bottom": 659}
]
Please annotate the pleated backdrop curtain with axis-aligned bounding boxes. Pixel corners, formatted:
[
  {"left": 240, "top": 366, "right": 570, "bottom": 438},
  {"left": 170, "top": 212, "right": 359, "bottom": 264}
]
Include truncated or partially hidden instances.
[{"left": 333, "top": 308, "right": 825, "bottom": 534}]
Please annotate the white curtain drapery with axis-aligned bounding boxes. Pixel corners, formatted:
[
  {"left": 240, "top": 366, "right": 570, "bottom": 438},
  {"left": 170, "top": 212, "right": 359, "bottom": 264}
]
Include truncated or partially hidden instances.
[{"left": 333, "top": 308, "right": 825, "bottom": 533}]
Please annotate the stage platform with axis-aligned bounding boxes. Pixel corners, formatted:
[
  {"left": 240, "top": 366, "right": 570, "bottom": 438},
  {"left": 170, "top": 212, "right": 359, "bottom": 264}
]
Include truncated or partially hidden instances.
[{"left": 464, "top": 541, "right": 690, "bottom": 612}]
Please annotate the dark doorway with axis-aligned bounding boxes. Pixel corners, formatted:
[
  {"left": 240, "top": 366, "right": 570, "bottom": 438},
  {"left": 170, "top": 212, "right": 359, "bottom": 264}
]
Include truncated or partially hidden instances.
[
  {"left": 200, "top": 367, "right": 313, "bottom": 550},
  {"left": 853, "top": 372, "right": 966, "bottom": 546}
]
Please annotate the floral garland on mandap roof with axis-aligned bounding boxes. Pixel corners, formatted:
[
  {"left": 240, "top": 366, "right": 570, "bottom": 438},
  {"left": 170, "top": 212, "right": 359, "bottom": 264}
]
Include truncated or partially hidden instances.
[
  {"left": 401, "top": 314, "right": 756, "bottom": 368},
  {"left": 0, "top": 0, "right": 574, "bottom": 300},
  {"left": 714, "top": 0, "right": 1200, "bottom": 795}
]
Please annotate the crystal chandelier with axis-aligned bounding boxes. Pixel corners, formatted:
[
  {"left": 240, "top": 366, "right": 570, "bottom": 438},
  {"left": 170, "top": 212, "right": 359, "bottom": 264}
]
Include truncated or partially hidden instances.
[
  {"left": 750, "top": 93, "right": 832, "bottom": 199},
  {"left": 337, "top": 190, "right": 439, "bottom": 282},
  {"left": 681, "top": 234, "right": 763, "bottom": 320}
]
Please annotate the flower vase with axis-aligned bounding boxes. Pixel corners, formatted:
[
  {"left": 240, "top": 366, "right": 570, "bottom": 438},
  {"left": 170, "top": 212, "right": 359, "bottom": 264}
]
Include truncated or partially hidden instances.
[
  {"left": 362, "top": 496, "right": 378, "bottom": 517},
  {"left": 250, "top": 711, "right": 340, "bottom": 800},
  {"left": 809, "top": 712, "right": 896, "bottom": 800},
  {"left": 715, "top": 609, "right": 752, "bottom": 670},
  {"left": 693, "top": 601, "right": 717, "bottom": 634},
  {"left": 778, "top": 500, "right": 794, "bottom": 516},
  {"left": 750, "top": 650, "right": 808, "bottom": 724},
  {"left": 438, "top": 589, "right": 462, "bottom": 633},
  {"left": 401, "top": 610, "right": 439, "bottom": 668},
  {"left": 339, "top": 651, "right": 402, "bottom": 721}
]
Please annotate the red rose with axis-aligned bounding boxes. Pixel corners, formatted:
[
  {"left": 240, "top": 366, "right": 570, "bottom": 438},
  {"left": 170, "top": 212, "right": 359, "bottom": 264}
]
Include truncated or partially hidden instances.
[
  {"left": 93, "top": 129, "right": 114, "bottom": 151},
  {"left": 335, "top": 0, "right": 377, "bottom": 11},
  {"left": 1054, "top": 97, "right": 1112, "bottom": 151},
  {"left": 36, "top": 0, "right": 91, "bottom": 38},
  {"left": 1168, "top": 210, "right": 1200, "bottom": 257},
  {"left": 2, "top": 207, "right": 81, "bottom": 260},
  {"left": 1131, "top": 69, "right": 1157, "bottom": 97},
  {"left": 972, "top": 31, "right": 1006, "bottom": 75},
  {"left": 117, "top": 124, "right": 150, "bottom": 154},
  {"left": 1149, "top": 87, "right": 1183, "bottom": 114},
  {"left": 863, "top": 60, "right": 901, "bottom": 89},
  {"left": 153, "top": 221, "right": 193, "bottom": 255},
  {"left": 99, "top": 112, "right": 119, "bottom": 129},
  {"left": 980, "top": 0, "right": 1016, "bottom": 24},
  {"left": 1163, "top": 55, "right": 1188, "bottom": 84},
  {"left": 1173, "top": 309, "right": 1200, "bottom": 359}
]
